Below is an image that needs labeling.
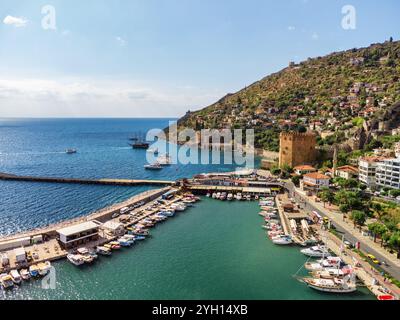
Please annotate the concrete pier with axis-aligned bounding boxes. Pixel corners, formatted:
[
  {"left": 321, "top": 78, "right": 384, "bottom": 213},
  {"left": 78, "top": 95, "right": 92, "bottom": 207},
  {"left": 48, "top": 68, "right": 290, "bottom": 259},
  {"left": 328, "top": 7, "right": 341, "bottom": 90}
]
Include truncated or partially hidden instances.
[{"left": 0, "top": 172, "right": 175, "bottom": 186}]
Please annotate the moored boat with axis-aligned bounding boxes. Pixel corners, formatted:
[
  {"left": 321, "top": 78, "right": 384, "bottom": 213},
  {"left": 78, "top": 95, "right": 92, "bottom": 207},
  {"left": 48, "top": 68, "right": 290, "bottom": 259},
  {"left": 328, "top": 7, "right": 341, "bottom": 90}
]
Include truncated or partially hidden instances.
[
  {"left": 301, "top": 245, "right": 330, "bottom": 258},
  {"left": 301, "top": 276, "right": 357, "bottom": 293},
  {"left": 37, "top": 261, "right": 52, "bottom": 276},
  {"left": 9, "top": 270, "right": 22, "bottom": 284},
  {"left": 29, "top": 264, "right": 40, "bottom": 277},
  {"left": 96, "top": 246, "right": 112, "bottom": 256},
  {"left": 67, "top": 254, "right": 85, "bottom": 266},
  {"left": 272, "top": 235, "right": 293, "bottom": 245},
  {"left": 20, "top": 269, "right": 31, "bottom": 281},
  {"left": 0, "top": 273, "right": 14, "bottom": 289}
]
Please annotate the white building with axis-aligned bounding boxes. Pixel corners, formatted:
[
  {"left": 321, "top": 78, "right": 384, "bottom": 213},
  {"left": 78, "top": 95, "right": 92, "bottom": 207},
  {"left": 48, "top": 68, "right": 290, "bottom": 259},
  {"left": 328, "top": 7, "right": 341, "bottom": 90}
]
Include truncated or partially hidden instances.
[
  {"left": 301, "top": 172, "right": 330, "bottom": 191},
  {"left": 358, "top": 157, "right": 387, "bottom": 188},
  {"left": 101, "top": 221, "right": 125, "bottom": 237},
  {"left": 376, "top": 158, "right": 400, "bottom": 190},
  {"left": 57, "top": 221, "right": 99, "bottom": 249}
]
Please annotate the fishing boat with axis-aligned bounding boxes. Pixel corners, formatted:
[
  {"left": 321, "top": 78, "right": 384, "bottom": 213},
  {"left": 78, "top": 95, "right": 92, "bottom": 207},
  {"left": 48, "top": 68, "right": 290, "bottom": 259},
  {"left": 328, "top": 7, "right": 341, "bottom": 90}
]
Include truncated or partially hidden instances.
[
  {"left": 66, "top": 149, "right": 77, "bottom": 154},
  {"left": 245, "top": 194, "right": 252, "bottom": 201},
  {"left": 301, "top": 276, "right": 357, "bottom": 293},
  {"left": 77, "top": 248, "right": 97, "bottom": 263},
  {"left": 67, "top": 254, "right": 85, "bottom": 266},
  {"left": 20, "top": 269, "right": 31, "bottom": 281},
  {"left": 272, "top": 235, "right": 293, "bottom": 245},
  {"left": 0, "top": 274, "right": 14, "bottom": 289},
  {"left": 144, "top": 162, "right": 163, "bottom": 170},
  {"left": 206, "top": 193, "right": 211, "bottom": 197},
  {"left": 29, "top": 265, "right": 40, "bottom": 277},
  {"left": 9, "top": 270, "right": 22, "bottom": 284},
  {"left": 212, "top": 193, "right": 217, "bottom": 199},
  {"left": 227, "top": 193, "right": 233, "bottom": 201},
  {"left": 219, "top": 192, "right": 227, "bottom": 201},
  {"left": 96, "top": 246, "right": 112, "bottom": 256},
  {"left": 235, "top": 193, "right": 243, "bottom": 201},
  {"left": 301, "top": 245, "right": 330, "bottom": 258},
  {"left": 37, "top": 261, "right": 52, "bottom": 276},
  {"left": 159, "top": 210, "right": 175, "bottom": 217}
]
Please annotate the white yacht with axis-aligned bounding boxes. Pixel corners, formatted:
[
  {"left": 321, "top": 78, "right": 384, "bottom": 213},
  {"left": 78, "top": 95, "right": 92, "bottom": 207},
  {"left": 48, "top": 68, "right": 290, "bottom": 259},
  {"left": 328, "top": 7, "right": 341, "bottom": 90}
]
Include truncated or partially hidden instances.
[
  {"left": 301, "top": 245, "right": 330, "bottom": 258},
  {"left": 235, "top": 193, "right": 242, "bottom": 201},
  {"left": 272, "top": 235, "right": 293, "bottom": 245}
]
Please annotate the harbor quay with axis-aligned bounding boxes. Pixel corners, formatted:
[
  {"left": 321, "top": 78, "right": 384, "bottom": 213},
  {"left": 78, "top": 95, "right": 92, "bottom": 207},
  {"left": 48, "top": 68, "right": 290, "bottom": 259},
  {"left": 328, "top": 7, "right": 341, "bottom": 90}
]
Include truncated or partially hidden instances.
[{"left": 0, "top": 187, "right": 172, "bottom": 272}]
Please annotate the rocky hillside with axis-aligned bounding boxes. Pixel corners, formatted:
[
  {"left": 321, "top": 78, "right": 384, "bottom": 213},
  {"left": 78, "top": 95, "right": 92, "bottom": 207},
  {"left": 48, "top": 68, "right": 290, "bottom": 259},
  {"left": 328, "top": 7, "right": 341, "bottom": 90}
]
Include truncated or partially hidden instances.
[{"left": 176, "top": 39, "right": 400, "bottom": 152}]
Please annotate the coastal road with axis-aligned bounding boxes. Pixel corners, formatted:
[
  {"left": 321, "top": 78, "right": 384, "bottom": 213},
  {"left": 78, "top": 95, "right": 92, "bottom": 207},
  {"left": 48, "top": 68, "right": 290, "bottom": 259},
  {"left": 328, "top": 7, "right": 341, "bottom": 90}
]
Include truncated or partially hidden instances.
[{"left": 284, "top": 181, "right": 400, "bottom": 281}]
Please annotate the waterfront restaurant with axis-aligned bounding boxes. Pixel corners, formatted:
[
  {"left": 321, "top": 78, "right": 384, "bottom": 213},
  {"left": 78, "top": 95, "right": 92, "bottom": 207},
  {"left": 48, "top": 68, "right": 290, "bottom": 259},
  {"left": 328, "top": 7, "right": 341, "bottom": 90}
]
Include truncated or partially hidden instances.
[{"left": 56, "top": 221, "right": 99, "bottom": 249}]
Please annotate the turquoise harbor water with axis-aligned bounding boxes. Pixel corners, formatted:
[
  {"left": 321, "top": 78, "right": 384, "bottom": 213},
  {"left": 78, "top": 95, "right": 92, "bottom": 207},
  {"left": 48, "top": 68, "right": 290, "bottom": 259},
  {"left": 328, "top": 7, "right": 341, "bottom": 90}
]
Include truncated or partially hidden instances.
[{"left": 0, "top": 119, "right": 374, "bottom": 300}]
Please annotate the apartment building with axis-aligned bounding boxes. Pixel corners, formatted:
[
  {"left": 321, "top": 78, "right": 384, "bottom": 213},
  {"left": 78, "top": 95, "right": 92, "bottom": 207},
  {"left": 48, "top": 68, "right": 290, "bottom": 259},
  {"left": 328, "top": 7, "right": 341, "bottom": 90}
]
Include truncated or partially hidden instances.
[
  {"left": 376, "top": 158, "right": 400, "bottom": 189},
  {"left": 358, "top": 156, "right": 387, "bottom": 188}
]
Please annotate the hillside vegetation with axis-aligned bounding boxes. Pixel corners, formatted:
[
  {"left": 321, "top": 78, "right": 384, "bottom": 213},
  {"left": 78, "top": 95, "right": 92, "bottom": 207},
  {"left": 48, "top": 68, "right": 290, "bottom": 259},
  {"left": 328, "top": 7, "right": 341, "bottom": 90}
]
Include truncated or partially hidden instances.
[{"left": 177, "top": 39, "right": 400, "bottom": 151}]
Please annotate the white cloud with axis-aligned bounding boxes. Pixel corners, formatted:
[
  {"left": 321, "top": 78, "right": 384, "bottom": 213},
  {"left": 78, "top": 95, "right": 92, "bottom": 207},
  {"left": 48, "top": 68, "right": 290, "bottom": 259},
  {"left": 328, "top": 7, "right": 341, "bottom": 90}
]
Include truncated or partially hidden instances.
[
  {"left": 0, "top": 77, "right": 223, "bottom": 118},
  {"left": 311, "top": 32, "right": 319, "bottom": 40},
  {"left": 3, "top": 15, "right": 28, "bottom": 28},
  {"left": 287, "top": 26, "right": 296, "bottom": 31},
  {"left": 115, "top": 36, "right": 127, "bottom": 47}
]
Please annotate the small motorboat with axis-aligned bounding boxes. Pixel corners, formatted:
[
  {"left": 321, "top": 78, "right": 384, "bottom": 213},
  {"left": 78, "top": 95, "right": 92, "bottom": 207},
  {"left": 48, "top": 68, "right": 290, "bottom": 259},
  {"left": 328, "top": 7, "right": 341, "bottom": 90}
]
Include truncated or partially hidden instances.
[
  {"left": 108, "top": 241, "right": 122, "bottom": 250},
  {"left": 96, "top": 246, "right": 112, "bottom": 256},
  {"left": 29, "top": 264, "right": 40, "bottom": 277},
  {"left": 144, "top": 162, "right": 163, "bottom": 170},
  {"left": 235, "top": 193, "right": 243, "bottom": 201},
  {"left": 0, "top": 274, "right": 14, "bottom": 289},
  {"left": 272, "top": 235, "right": 293, "bottom": 245},
  {"left": 67, "top": 254, "right": 85, "bottom": 266},
  {"left": 66, "top": 149, "right": 77, "bottom": 154},
  {"left": 118, "top": 237, "right": 133, "bottom": 247},
  {"left": 37, "top": 261, "right": 52, "bottom": 276},
  {"left": 20, "top": 269, "right": 31, "bottom": 281},
  {"left": 227, "top": 193, "right": 233, "bottom": 201},
  {"left": 9, "top": 270, "right": 22, "bottom": 285},
  {"left": 206, "top": 193, "right": 211, "bottom": 197}
]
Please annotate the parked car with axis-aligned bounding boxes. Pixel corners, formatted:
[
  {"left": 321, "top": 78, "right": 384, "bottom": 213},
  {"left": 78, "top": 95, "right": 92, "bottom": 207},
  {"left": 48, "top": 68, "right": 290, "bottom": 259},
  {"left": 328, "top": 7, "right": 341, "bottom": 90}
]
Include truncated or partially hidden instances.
[{"left": 367, "top": 254, "right": 380, "bottom": 265}]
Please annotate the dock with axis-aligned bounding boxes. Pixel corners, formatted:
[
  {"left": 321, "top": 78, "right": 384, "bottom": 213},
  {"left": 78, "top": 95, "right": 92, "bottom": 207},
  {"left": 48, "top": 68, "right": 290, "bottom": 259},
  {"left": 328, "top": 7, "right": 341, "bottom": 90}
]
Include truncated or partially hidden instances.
[
  {"left": 188, "top": 184, "right": 278, "bottom": 195},
  {"left": 0, "top": 172, "right": 175, "bottom": 187},
  {"left": 0, "top": 187, "right": 174, "bottom": 271}
]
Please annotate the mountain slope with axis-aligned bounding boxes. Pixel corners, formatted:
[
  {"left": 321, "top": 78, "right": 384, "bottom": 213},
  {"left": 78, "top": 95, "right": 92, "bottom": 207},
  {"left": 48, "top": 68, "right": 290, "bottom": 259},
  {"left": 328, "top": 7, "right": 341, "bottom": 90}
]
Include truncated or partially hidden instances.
[{"left": 176, "top": 39, "right": 400, "bottom": 152}]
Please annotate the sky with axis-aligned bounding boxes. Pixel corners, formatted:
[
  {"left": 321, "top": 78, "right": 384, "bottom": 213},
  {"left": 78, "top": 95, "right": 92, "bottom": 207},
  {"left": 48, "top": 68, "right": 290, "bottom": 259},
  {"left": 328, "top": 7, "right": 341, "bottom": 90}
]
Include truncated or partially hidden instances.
[{"left": 0, "top": 0, "right": 399, "bottom": 118}]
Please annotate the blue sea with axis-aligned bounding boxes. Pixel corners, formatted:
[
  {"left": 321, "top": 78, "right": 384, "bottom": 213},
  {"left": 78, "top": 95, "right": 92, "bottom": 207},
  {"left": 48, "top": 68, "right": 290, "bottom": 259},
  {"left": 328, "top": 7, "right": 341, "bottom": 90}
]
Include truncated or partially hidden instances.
[
  {"left": 0, "top": 118, "right": 374, "bottom": 300},
  {"left": 0, "top": 118, "right": 254, "bottom": 236}
]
